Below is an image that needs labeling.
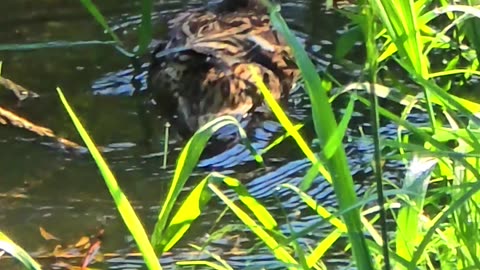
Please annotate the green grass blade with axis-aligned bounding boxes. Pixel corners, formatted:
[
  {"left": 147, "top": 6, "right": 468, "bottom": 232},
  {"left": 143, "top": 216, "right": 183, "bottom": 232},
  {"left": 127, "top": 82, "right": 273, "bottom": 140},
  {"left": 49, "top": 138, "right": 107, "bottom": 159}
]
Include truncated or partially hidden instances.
[
  {"left": 308, "top": 229, "right": 343, "bottom": 268},
  {"left": 137, "top": 0, "right": 153, "bottom": 55},
  {"left": 151, "top": 116, "right": 263, "bottom": 254},
  {"left": 281, "top": 184, "right": 346, "bottom": 232},
  {"left": 370, "top": 0, "right": 437, "bottom": 133},
  {"left": 263, "top": 3, "right": 373, "bottom": 267},
  {"left": 280, "top": 184, "right": 345, "bottom": 268},
  {"left": 56, "top": 87, "right": 161, "bottom": 270},
  {"left": 268, "top": 10, "right": 335, "bottom": 146},
  {"left": 372, "top": 0, "right": 428, "bottom": 75},
  {"left": 159, "top": 177, "right": 212, "bottom": 252},
  {"left": 259, "top": 123, "right": 304, "bottom": 155},
  {"left": 322, "top": 94, "right": 356, "bottom": 159},
  {"left": 411, "top": 175, "right": 480, "bottom": 267},
  {"left": 78, "top": 0, "right": 123, "bottom": 46},
  {"left": 221, "top": 175, "right": 278, "bottom": 230},
  {"left": 0, "top": 231, "right": 42, "bottom": 270},
  {"left": 249, "top": 66, "right": 331, "bottom": 185},
  {"left": 208, "top": 174, "right": 298, "bottom": 266},
  {"left": 188, "top": 243, "right": 234, "bottom": 270},
  {"left": 395, "top": 156, "right": 437, "bottom": 268}
]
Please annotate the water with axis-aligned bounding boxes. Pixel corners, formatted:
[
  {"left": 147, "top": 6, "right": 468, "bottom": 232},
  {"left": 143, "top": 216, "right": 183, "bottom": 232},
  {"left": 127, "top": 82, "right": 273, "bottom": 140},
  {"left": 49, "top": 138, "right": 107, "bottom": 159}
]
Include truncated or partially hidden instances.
[{"left": 0, "top": 0, "right": 414, "bottom": 269}]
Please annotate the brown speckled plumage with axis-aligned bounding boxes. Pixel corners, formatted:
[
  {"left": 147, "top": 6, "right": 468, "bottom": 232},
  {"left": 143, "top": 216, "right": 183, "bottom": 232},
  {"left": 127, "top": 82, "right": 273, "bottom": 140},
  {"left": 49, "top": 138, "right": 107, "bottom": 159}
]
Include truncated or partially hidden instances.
[{"left": 148, "top": 0, "right": 299, "bottom": 137}]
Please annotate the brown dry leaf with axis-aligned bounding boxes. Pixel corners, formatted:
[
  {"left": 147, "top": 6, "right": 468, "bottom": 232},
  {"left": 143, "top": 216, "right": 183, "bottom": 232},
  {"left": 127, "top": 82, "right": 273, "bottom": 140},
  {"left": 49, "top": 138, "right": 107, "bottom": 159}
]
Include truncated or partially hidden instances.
[
  {"left": 39, "top": 226, "right": 61, "bottom": 241},
  {"left": 74, "top": 236, "right": 91, "bottom": 248},
  {"left": 53, "top": 246, "right": 84, "bottom": 259},
  {"left": 52, "top": 244, "right": 64, "bottom": 257}
]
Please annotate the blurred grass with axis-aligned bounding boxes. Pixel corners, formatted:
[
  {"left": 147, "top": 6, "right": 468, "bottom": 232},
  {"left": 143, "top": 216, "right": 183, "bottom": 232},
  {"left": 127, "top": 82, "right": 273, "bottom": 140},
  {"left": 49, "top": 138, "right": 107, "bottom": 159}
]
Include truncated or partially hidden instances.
[
  {"left": 57, "top": 87, "right": 162, "bottom": 270},
  {"left": 0, "top": 231, "right": 42, "bottom": 270}
]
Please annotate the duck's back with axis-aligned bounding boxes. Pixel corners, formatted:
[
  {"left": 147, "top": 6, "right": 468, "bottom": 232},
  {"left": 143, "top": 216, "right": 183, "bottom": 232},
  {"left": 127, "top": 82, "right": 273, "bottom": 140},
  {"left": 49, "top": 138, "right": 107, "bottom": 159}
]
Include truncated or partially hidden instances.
[{"left": 148, "top": 2, "right": 299, "bottom": 137}]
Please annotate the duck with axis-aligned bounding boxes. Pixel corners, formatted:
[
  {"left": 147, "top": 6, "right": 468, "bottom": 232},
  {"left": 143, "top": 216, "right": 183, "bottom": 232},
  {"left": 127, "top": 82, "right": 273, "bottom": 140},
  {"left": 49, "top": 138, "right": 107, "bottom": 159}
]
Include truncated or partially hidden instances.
[{"left": 147, "top": 0, "right": 300, "bottom": 138}]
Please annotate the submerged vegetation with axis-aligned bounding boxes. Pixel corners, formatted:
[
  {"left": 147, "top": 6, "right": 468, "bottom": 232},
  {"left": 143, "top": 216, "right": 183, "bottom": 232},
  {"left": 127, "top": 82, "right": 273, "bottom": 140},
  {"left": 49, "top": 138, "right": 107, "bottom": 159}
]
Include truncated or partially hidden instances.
[{"left": 3, "top": 0, "right": 480, "bottom": 269}]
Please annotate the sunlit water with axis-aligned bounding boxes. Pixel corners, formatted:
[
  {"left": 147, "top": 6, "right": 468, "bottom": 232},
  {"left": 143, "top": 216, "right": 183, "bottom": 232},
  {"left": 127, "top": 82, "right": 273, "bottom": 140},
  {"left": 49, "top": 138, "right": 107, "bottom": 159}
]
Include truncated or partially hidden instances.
[{"left": 0, "top": 0, "right": 427, "bottom": 269}]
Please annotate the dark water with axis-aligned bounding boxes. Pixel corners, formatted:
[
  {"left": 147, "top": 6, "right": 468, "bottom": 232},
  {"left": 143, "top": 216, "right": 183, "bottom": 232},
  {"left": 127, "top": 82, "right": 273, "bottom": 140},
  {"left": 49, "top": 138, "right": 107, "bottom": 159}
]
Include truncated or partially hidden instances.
[{"left": 0, "top": 0, "right": 416, "bottom": 269}]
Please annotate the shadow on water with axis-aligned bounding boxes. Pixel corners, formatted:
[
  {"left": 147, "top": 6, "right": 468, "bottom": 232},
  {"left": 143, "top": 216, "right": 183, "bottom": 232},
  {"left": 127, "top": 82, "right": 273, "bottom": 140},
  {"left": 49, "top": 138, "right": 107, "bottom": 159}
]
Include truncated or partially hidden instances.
[{"left": 0, "top": 0, "right": 427, "bottom": 269}]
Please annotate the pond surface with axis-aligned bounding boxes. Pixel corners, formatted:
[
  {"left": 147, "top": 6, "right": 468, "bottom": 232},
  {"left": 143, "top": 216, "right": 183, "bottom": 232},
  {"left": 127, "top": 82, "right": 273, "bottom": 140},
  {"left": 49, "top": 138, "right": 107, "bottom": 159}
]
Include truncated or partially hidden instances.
[{"left": 0, "top": 0, "right": 416, "bottom": 269}]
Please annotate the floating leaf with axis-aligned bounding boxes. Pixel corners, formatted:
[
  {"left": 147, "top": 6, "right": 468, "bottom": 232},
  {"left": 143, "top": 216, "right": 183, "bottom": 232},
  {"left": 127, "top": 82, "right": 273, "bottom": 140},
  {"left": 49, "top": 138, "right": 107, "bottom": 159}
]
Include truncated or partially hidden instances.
[{"left": 39, "top": 227, "right": 60, "bottom": 241}]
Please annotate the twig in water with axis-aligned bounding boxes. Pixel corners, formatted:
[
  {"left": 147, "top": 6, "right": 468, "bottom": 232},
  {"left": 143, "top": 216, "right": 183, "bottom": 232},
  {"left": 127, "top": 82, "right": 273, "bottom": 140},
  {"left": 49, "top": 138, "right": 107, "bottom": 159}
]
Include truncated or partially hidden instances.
[
  {"left": 0, "top": 106, "right": 81, "bottom": 150},
  {"left": 162, "top": 122, "right": 170, "bottom": 169}
]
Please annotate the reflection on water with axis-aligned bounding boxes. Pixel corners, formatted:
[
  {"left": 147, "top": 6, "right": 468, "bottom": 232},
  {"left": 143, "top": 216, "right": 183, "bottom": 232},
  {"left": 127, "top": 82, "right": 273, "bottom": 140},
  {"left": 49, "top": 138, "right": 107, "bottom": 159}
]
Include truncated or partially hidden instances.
[{"left": 0, "top": 0, "right": 422, "bottom": 269}]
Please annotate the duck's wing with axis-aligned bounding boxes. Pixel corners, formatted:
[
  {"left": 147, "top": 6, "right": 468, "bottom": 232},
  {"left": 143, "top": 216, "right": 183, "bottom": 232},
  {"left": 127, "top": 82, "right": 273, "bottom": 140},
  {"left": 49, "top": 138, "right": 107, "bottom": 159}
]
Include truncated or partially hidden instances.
[
  {"left": 183, "top": 12, "right": 299, "bottom": 95},
  {"left": 166, "top": 9, "right": 298, "bottom": 74},
  {"left": 149, "top": 9, "right": 300, "bottom": 136}
]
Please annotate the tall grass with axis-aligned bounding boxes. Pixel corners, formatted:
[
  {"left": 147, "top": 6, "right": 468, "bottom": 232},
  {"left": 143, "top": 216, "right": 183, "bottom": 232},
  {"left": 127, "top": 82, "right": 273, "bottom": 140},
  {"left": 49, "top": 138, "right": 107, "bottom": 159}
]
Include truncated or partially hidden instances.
[
  {"left": 340, "top": 0, "right": 480, "bottom": 268},
  {"left": 55, "top": 90, "right": 309, "bottom": 268},
  {"left": 5, "top": 0, "right": 480, "bottom": 269}
]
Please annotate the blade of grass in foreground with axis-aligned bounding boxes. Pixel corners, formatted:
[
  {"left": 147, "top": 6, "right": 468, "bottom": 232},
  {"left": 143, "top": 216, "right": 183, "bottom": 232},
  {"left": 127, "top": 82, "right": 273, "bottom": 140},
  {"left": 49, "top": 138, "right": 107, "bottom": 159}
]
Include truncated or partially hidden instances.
[
  {"left": 151, "top": 116, "right": 263, "bottom": 254},
  {"left": 157, "top": 176, "right": 212, "bottom": 252},
  {"left": 56, "top": 87, "right": 161, "bottom": 270},
  {"left": 0, "top": 231, "right": 42, "bottom": 270},
  {"left": 248, "top": 66, "right": 331, "bottom": 185},
  {"left": 281, "top": 184, "right": 345, "bottom": 268},
  {"left": 262, "top": 1, "right": 373, "bottom": 268},
  {"left": 157, "top": 170, "right": 287, "bottom": 263},
  {"left": 208, "top": 173, "right": 299, "bottom": 267}
]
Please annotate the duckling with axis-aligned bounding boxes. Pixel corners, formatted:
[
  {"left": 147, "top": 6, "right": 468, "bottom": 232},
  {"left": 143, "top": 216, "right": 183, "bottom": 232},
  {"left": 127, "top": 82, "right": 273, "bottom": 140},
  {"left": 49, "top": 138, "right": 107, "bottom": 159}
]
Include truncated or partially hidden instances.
[{"left": 147, "top": 0, "right": 299, "bottom": 138}]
